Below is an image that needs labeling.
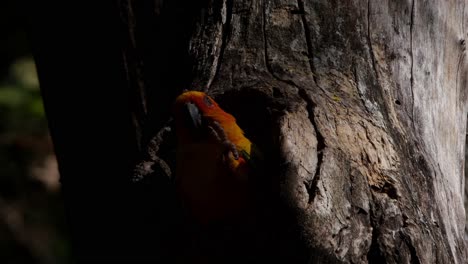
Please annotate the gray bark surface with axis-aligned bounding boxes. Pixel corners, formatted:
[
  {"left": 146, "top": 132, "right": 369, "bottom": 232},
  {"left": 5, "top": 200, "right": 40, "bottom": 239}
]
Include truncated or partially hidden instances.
[{"left": 124, "top": 0, "right": 468, "bottom": 263}]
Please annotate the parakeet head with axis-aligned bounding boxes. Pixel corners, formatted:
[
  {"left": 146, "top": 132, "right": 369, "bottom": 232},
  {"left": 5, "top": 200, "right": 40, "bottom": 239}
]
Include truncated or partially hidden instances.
[{"left": 173, "top": 90, "right": 239, "bottom": 142}]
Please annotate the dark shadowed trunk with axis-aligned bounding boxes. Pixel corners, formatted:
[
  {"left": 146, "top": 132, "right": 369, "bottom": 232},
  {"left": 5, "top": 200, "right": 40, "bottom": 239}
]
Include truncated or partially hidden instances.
[{"left": 28, "top": 0, "right": 467, "bottom": 263}]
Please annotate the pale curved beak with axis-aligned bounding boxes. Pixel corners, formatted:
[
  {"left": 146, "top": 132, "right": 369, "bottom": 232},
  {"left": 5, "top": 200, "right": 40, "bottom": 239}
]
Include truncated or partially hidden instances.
[{"left": 184, "top": 102, "right": 202, "bottom": 131}]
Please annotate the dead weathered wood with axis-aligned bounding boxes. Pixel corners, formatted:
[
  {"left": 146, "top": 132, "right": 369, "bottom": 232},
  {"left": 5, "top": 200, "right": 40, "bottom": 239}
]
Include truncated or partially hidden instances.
[{"left": 125, "top": 0, "right": 468, "bottom": 263}]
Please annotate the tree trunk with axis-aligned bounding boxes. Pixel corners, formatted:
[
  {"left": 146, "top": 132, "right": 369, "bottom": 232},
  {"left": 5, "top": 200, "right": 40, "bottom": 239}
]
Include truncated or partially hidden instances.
[{"left": 29, "top": 0, "right": 467, "bottom": 263}]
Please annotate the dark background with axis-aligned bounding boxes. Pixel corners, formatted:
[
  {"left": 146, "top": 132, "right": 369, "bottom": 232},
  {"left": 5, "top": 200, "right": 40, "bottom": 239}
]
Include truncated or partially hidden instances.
[{"left": 0, "top": 1, "right": 72, "bottom": 263}]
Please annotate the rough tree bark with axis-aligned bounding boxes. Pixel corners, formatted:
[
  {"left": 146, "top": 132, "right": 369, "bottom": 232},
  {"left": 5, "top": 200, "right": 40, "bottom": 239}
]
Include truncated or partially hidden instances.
[
  {"left": 29, "top": 0, "right": 467, "bottom": 263},
  {"left": 124, "top": 0, "right": 468, "bottom": 263}
]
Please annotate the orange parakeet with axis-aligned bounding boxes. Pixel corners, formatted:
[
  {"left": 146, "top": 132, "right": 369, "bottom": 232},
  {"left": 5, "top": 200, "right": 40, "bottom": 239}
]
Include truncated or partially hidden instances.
[{"left": 172, "top": 90, "right": 259, "bottom": 226}]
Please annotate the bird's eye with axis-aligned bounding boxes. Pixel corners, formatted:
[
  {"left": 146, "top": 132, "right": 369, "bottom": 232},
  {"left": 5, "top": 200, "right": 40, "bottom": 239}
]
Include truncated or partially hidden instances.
[{"left": 203, "top": 96, "right": 213, "bottom": 107}]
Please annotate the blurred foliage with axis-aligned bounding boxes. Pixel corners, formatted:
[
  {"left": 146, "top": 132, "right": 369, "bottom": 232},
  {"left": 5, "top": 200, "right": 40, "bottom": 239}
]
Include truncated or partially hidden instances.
[
  {"left": 0, "top": 55, "right": 72, "bottom": 264},
  {"left": 0, "top": 3, "right": 73, "bottom": 261},
  {"left": 0, "top": 57, "right": 45, "bottom": 130}
]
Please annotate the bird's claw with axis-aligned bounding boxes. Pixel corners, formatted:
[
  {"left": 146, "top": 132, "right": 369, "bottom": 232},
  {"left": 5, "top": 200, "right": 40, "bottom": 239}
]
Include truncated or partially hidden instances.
[{"left": 207, "top": 120, "right": 239, "bottom": 160}]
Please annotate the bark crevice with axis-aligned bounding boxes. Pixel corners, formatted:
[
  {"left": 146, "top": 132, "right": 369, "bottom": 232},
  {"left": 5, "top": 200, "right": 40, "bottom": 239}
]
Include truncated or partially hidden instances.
[
  {"left": 297, "top": 0, "right": 318, "bottom": 86},
  {"left": 410, "top": 0, "right": 415, "bottom": 123},
  {"left": 367, "top": 224, "right": 385, "bottom": 264},
  {"left": 401, "top": 231, "right": 422, "bottom": 264},
  {"left": 262, "top": 0, "right": 284, "bottom": 85},
  {"left": 456, "top": 39, "right": 466, "bottom": 106},
  {"left": 298, "top": 89, "right": 326, "bottom": 204},
  {"left": 366, "top": 0, "right": 380, "bottom": 82},
  {"left": 210, "top": 0, "right": 232, "bottom": 90}
]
